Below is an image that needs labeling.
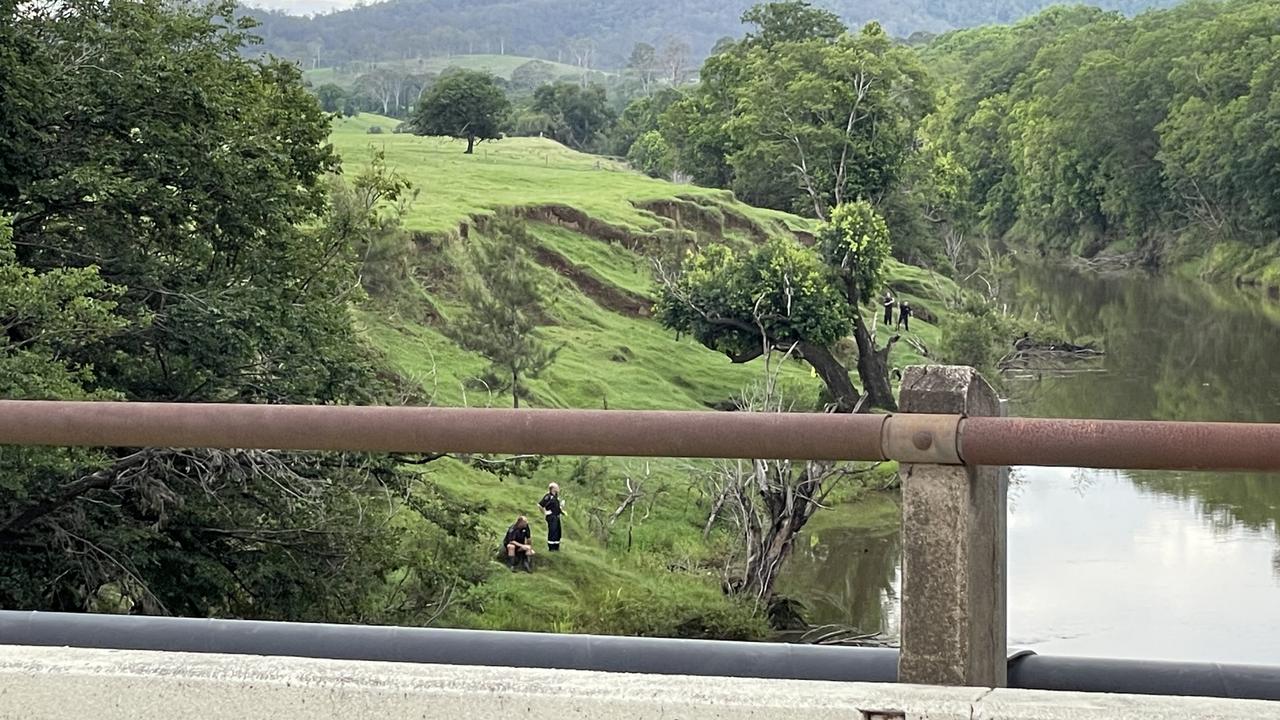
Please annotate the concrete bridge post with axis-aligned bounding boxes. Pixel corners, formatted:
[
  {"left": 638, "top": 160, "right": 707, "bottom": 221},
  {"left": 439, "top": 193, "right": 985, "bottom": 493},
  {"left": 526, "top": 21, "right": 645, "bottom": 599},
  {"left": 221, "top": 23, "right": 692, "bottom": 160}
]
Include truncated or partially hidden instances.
[{"left": 897, "top": 365, "right": 1007, "bottom": 687}]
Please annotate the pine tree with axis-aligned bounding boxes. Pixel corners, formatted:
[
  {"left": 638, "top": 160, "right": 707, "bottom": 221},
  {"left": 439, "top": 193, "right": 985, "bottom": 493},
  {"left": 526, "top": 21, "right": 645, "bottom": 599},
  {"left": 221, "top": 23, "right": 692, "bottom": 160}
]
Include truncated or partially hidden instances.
[{"left": 455, "top": 217, "right": 558, "bottom": 408}]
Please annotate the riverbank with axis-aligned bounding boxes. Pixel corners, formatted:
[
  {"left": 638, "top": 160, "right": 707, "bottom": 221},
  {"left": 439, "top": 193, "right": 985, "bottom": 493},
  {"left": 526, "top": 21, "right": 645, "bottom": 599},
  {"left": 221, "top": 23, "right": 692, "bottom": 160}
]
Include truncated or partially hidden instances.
[
  {"left": 336, "top": 115, "right": 952, "bottom": 639},
  {"left": 1182, "top": 238, "right": 1280, "bottom": 299}
]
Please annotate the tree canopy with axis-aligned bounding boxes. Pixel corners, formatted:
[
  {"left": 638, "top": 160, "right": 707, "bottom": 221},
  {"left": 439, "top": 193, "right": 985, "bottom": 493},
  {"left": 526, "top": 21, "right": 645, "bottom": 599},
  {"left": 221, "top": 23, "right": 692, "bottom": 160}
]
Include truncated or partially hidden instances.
[
  {"left": 411, "top": 69, "right": 510, "bottom": 153},
  {"left": 0, "top": 0, "right": 485, "bottom": 621},
  {"left": 657, "top": 201, "right": 899, "bottom": 413},
  {"left": 531, "top": 82, "right": 615, "bottom": 151},
  {"left": 920, "top": 0, "right": 1280, "bottom": 258},
  {"left": 661, "top": 7, "right": 933, "bottom": 219}
]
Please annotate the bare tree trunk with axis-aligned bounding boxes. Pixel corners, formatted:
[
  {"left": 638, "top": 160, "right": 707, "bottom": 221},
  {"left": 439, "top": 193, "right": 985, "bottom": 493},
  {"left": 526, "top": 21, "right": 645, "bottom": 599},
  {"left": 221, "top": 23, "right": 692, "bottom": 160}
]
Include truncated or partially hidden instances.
[
  {"left": 465, "top": 133, "right": 476, "bottom": 154},
  {"left": 852, "top": 315, "right": 897, "bottom": 411},
  {"left": 511, "top": 365, "right": 518, "bottom": 408},
  {"left": 796, "top": 342, "right": 861, "bottom": 413}
]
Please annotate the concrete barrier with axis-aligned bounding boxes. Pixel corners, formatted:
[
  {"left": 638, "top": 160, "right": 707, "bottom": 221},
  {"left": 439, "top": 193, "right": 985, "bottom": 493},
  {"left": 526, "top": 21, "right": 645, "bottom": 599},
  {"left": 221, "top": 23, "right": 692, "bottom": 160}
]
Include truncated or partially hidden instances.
[{"left": 1, "top": 645, "right": 1278, "bottom": 720}]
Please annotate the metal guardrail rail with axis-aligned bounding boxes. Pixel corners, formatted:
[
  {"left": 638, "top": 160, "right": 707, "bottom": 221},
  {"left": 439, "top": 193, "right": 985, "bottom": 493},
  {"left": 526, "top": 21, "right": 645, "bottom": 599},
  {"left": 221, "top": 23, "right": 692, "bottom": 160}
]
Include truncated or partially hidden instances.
[
  {"left": 3, "top": 367, "right": 1279, "bottom": 695},
  {"left": 3, "top": 611, "right": 1279, "bottom": 701},
  {"left": 1, "top": 400, "right": 1279, "bottom": 471}
]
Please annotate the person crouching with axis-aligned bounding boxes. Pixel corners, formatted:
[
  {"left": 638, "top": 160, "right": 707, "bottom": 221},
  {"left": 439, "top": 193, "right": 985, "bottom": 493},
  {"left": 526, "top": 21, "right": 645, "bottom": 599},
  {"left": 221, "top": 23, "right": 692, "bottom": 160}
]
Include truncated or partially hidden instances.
[{"left": 503, "top": 515, "right": 535, "bottom": 572}]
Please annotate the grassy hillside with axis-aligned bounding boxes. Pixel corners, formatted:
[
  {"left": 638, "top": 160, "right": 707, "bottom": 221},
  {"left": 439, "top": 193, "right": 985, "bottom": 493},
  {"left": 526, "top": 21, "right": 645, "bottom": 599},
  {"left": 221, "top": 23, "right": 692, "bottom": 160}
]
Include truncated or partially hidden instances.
[
  {"left": 305, "top": 54, "right": 589, "bottom": 88},
  {"left": 334, "top": 113, "right": 957, "bottom": 637}
]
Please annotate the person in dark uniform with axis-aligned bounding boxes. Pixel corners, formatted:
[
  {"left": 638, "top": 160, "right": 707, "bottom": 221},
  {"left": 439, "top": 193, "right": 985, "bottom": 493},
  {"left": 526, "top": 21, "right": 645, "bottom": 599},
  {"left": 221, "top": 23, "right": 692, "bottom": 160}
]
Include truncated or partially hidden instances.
[
  {"left": 882, "top": 292, "right": 895, "bottom": 326},
  {"left": 538, "top": 482, "right": 563, "bottom": 552},
  {"left": 503, "top": 516, "right": 535, "bottom": 572},
  {"left": 897, "top": 301, "right": 913, "bottom": 332}
]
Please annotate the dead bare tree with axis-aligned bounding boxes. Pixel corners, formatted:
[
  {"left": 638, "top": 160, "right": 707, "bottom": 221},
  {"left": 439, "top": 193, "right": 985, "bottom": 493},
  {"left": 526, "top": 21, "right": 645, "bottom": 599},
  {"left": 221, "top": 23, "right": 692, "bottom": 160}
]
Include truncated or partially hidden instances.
[{"left": 700, "top": 334, "right": 880, "bottom": 605}]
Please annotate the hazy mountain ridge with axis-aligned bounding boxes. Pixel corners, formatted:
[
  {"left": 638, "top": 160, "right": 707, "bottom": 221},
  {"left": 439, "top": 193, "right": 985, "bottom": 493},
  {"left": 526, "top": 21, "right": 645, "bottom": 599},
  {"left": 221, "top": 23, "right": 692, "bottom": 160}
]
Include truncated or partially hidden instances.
[{"left": 244, "top": 0, "right": 1181, "bottom": 69}]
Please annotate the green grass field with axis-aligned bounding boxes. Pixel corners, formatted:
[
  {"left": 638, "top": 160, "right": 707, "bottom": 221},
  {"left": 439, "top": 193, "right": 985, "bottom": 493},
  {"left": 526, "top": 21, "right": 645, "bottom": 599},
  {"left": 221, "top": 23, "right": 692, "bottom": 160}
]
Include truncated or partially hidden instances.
[
  {"left": 306, "top": 54, "right": 591, "bottom": 88},
  {"left": 335, "top": 114, "right": 953, "bottom": 637}
]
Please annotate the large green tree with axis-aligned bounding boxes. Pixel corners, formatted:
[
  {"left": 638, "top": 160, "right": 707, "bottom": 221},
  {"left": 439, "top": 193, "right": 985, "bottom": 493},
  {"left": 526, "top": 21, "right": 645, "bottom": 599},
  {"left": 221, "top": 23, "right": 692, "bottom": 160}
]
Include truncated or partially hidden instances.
[
  {"left": 661, "top": 3, "right": 933, "bottom": 221},
  {"left": 657, "top": 201, "right": 899, "bottom": 411},
  {"left": 531, "top": 82, "right": 615, "bottom": 151},
  {"left": 411, "top": 69, "right": 510, "bottom": 154},
  {"left": 815, "top": 201, "right": 898, "bottom": 409},
  {"left": 657, "top": 236, "right": 862, "bottom": 411},
  {"left": 0, "top": 0, "right": 485, "bottom": 621}
]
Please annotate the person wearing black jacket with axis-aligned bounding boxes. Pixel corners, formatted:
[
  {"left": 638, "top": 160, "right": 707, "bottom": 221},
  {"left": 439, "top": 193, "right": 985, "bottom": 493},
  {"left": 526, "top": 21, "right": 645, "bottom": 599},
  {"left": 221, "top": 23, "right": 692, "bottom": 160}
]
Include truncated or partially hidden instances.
[
  {"left": 538, "top": 482, "right": 563, "bottom": 552},
  {"left": 503, "top": 516, "right": 535, "bottom": 572}
]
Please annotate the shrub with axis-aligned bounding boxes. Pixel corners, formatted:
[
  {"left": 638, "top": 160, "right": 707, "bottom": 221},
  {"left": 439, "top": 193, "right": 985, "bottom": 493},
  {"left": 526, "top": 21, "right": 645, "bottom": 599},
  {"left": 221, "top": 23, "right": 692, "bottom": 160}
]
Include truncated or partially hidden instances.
[
  {"left": 939, "top": 301, "right": 1010, "bottom": 374},
  {"left": 627, "top": 130, "right": 673, "bottom": 178}
]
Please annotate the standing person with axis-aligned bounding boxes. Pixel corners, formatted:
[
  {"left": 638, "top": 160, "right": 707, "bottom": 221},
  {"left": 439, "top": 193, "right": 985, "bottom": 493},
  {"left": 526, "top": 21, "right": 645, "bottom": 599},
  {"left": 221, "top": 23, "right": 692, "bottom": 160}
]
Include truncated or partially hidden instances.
[
  {"left": 897, "top": 301, "right": 913, "bottom": 332},
  {"left": 538, "top": 482, "right": 563, "bottom": 552},
  {"left": 503, "top": 516, "right": 535, "bottom": 572},
  {"left": 882, "top": 292, "right": 895, "bottom": 327}
]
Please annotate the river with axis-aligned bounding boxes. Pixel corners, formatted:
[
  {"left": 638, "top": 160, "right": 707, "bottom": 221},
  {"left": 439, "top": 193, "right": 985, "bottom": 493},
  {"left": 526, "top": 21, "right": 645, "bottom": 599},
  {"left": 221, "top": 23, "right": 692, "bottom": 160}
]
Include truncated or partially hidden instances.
[{"left": 779, "top": 266, "right": 1280, "bottom": 664}]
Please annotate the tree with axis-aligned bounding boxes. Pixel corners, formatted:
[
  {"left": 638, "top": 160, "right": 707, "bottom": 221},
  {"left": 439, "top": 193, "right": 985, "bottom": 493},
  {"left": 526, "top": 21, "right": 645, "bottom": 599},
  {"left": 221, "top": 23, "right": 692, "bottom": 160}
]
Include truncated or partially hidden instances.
[
  {"left": 659, "top": 5, "right": 932, "bottom": 220},
  {"left": 815, "top": 202, "right": 898, "bottom": 410},
  {"left": 411, "top": 69, "right": 509, "bottom": 153},
  {"left": 509, "top": 60, "right": 559, "bottom": 96},
  {"left": 357, "top": 68, "right": 397, "bottom": 116},
  {"left": 702, "top": 381, "right": 876, "bottom": 603},
  {"left": 0, "top": 0, "right": 486, "bottom": 622},
  {"left": 455, "top": 217, "right": 558, "bottom": 408},
  {"left": 627, "top": 42, "right": 658, "bottom": 93},
  {"left": 627, "top": 130, "right": 674, "bottom": 178},
  {"left": 740, "top": 0, "right": 845, "bottom": 48},
  {"left": 656, "top": 237, "right": 863, "bottom": 412},
  {"left": 608, "top": 88, "right": 680, "bottom": 156},
  {"left": 726, "top": 23, "right": 934, "bottom": 218},
  {"left": 315, "top": 83, "right": 348, "bottom": 113},
  {"left": 660, "top": 38, "right": 692, "bottom": 85},
  {"left": 531, "top": 82, "right": 614, "bottom": 151},
  {"left": 657, "top": 202, "right": 900, "bottom": 412}
]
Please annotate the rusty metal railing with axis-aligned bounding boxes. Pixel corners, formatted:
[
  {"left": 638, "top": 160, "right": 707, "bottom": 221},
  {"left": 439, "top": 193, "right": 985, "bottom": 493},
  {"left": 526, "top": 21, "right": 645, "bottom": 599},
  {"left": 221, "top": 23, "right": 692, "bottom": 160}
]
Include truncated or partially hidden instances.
[{"left": 1, "top": 400, "right": 1278, "bottom": 471}]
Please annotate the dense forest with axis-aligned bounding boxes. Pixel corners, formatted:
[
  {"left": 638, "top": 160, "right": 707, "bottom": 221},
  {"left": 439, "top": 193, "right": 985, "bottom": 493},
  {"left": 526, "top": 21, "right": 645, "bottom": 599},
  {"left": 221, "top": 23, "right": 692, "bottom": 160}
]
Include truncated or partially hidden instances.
[
  {"left": 590, "top": 0, "right": 1280, "bottom": 280},
  {"left": 919, "top": 0, "right": 1280, "bottom": 272},
  {"left": 244, "top": 0, "right": 1179, "bottom": 69},
  {"left": 0, "top": 0, "right": 489, "bottom": 621}
]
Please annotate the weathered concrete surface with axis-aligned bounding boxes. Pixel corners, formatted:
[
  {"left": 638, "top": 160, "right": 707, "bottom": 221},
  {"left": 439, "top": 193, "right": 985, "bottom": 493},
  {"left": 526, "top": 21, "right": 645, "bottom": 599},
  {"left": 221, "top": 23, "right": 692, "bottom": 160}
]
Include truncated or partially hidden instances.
[
  {"left": 898, "top": 365, "right": 1008, "bottom": 687},
  {"left": 0, "top": 645, "right": 980, "bottom": 720},
  {"left": 2, "top": 645, "right": 1279, "bottom": 720}
]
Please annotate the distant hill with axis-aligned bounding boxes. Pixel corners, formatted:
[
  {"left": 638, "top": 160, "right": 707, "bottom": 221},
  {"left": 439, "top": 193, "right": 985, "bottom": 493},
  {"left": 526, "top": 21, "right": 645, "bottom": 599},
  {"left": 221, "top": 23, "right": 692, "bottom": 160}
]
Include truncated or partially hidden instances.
[
  {"left": 244, "top": 0, "right": 1182, "bottom": 69},
  {"left": 304, "top": 54, "right": 588, "bottom": 89}
]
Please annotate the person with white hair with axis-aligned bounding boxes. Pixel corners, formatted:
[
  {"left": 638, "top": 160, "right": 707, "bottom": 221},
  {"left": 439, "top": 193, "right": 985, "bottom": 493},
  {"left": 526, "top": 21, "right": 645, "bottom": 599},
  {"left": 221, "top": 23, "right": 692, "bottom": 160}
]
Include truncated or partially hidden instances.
[{"left": 538, "top": 482, "right": 564, "bottom": 552}]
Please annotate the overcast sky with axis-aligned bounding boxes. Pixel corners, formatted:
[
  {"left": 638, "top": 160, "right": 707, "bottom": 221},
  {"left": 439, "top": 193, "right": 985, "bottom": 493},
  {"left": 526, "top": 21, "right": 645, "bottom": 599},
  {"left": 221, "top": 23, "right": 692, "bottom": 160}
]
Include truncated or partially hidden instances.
[{"left": 244, "top": 0, "right": 364, "bottom": 16}]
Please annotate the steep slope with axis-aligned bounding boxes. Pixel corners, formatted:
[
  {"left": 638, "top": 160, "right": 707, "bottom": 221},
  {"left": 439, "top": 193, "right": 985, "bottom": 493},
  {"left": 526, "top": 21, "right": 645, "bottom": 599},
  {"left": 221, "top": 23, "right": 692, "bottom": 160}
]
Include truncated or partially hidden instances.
[{"left": 333, "top": 114, "right": 956, "bottom": 636}]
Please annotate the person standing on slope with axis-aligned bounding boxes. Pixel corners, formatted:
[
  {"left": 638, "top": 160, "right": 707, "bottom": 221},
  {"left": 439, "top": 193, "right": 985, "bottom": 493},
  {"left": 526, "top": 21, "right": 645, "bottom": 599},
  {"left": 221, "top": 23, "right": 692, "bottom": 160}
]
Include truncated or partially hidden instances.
[
  {"left": 882, "top": 292, "right": 895, "bottom": 327},
  {"left": 539, "top": 482, "right": 564, "bottom": 552}
]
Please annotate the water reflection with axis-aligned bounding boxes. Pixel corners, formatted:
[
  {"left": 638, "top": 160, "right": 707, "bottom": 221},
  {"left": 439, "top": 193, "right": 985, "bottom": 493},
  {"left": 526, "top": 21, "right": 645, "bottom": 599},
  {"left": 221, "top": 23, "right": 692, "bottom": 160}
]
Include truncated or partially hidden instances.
[
  {"left": 783, "top": 266, "right": 1280, "bottom": 662},
  {"left": 778, "top": 511, "right": 900, "bottom": 634}
]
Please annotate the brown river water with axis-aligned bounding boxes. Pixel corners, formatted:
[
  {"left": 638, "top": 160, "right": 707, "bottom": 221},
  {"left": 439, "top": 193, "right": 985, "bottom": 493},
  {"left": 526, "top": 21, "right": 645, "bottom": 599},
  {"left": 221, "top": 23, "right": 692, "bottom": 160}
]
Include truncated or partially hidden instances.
[{"left": 780, "top": 266, "right": 1280, "bottom": 664}]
